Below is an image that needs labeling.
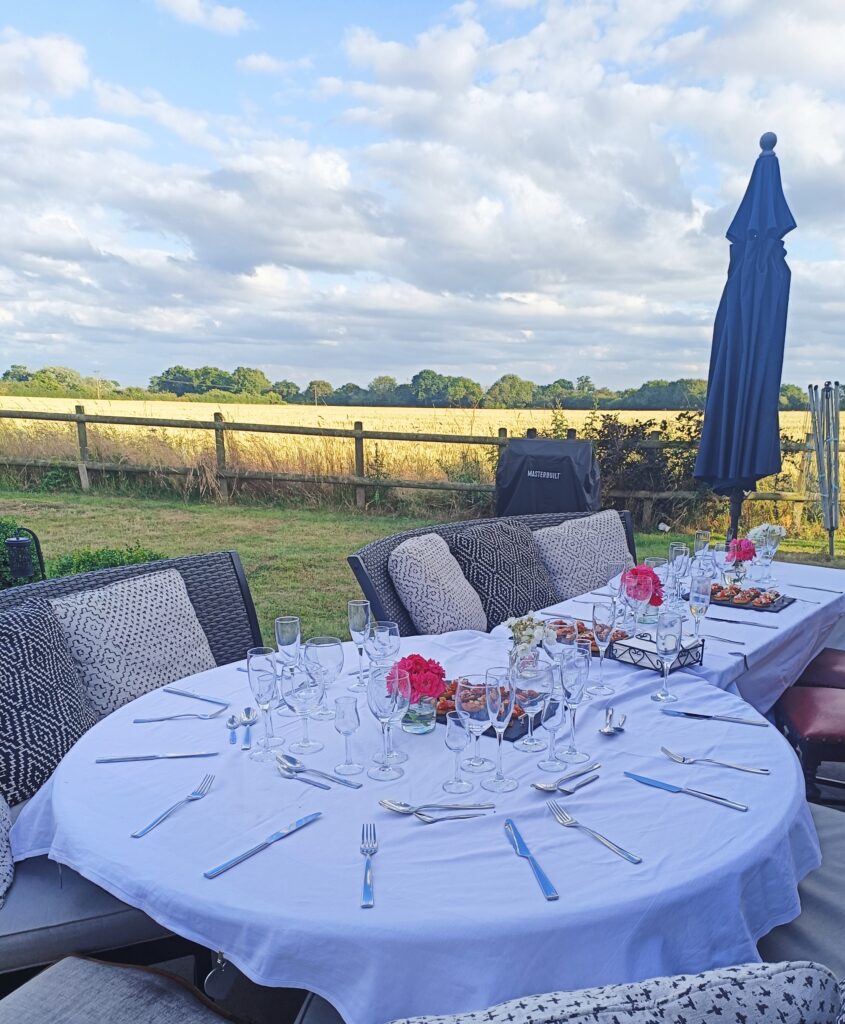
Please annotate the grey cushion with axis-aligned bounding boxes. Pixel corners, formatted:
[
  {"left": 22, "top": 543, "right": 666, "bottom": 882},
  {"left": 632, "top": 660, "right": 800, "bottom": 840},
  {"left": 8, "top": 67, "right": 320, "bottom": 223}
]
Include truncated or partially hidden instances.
[
  {"left": 0, "top": 956, "right": 231, "bottom": 1023},
  {"left": 388, "top": 534, "right": 487, "bottom": 635},
  {"left": 449, "top": 520, "right": 557, "bottom": 628},
  {"left": 0, "top": 796, "right": 11, "bottom": 910},
  {"left": 533, "top": 510, "right": 635, "bottom": 602},
  {"left": 0, "top": 856, "right": 170, "bottom": 974},
  {"left": 758, "top": 803, "right": 845, "bottom": 981},
  {"left": 387, "top": 961, "right": 842, "bottom": 1024},
  {"left": 50, "top": 569, "right": 216, "bottom": 718}
]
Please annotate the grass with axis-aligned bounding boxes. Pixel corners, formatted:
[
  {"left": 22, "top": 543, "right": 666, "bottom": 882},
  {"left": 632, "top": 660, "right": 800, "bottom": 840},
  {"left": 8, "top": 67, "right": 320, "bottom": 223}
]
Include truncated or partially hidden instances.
[{"left": 1, "top": 489, "right": 842, "bottom": 642}]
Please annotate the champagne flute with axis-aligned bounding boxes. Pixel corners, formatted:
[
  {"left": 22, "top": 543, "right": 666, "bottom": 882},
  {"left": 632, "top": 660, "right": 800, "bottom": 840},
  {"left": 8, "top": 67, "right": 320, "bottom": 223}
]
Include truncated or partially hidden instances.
[
  {"left": 694, "top": 530, "right": 711, "bottom": 568},
  {"left": 668, "top": 542, "right": 689, "bottom": 609},
  {"left": 481, "top": 668, "right": 518, "bottom": 793},
  {"left": 303, "top": 636, "right": 344, "bottom": 720},
  {"left": 688, "top": 574, "right": 711, "bottom": 640},
  {"left": 366, "top": 665, "right": 410, "bottom": 781},
  {"left": 559, "top": 650, "right": 590, "bottom": 763},
  {"left": 347, "top": 600, "right": 371, "bottom": 692},
  {"left": 247, "top": 646, "right": 284, "bottom": 763},
  {"left": 759, "top": 526, "right": 781, "bottom": 587},
  {"left": 605, "top": 560, "right": 629, "bottom": 598},
  {"left": 333, "top": 695, "right": 363, "bottom": 775},
  {"left": 274, "top": 615, "right": 300, "bottom": 717},
  {"left": 587, "top": 602, "right": 616, "bottom": 696},
  {"left": 537, "top": 684, "right": 567, "bottom": 772},
  {"left": 712, "top": 541, "right": 728, "bottom": 585},
  {"left": 651, "top": 610, "right": 682, "bottom": 703},
  {"left": 442, "top": 712, "right": 473, "bottom": 794},
  {"left": 513, "top": 663, "right": 554, "bottom": 752},
  {"left": 280, "top": 664, "right": 325, "bottom": 754},
  {"left": 455, "top": 675, "right": 494, "bottom": 773}
]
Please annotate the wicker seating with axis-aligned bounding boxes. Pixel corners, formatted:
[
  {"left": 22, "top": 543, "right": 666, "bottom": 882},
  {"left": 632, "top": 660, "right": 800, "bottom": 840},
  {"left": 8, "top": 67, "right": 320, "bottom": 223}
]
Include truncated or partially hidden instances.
[{"left": 347, "top": 510, "right": 636, "bottom": 636}]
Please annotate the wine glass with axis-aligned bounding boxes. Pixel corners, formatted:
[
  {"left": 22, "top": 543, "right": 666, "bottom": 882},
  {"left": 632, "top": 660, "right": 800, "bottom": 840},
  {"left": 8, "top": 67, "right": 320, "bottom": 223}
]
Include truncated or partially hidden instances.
[
  {"left": 513, "top": 663, "right": 554, "bottom": 753},
  {"left": 280, "top": 664, "right": 325, "bottom": 754},
  {"left": 481, "top": 668, "right": 518, "bottom": 793},
  {"left": 454, "top": 675, "right": 494, "bottom": 774},
  {"left": 668, "top": 542, "right": 690, "bottom": 609},
  {"left": 542, "top": 617, "right": 576, "bottom": 669},
  {"left": 605, "top": 560, "right": 629, "bottom": 598},
  {"left": 303, "top": 637, "right": 344, "bottom": 720},
  {"left": 622, "top": 570, "right": 653, "bottom": 630},
  {"left": 537, "top": 684, "right": 567, "bottom": 772},
  {"left": 587, "top": 602, "right": 616, "bottom": 696},
  {"left": 688, "top": 574, "right": 711, "bottom": 640},
  {"left": 366, "top": 665, "right": 410, "bottom": 782},
  {"left": 758, "top": 527, "right": 781, "bottom": 587},
  {"left": 712, "top": 541, "right": 728, "bottom": 585},
  {"left": 559, "top": 650, "right": 590, "bottom": 763},
  {"left": 246, "top": 646, "right": 284, "bottom": 763},
  {"left": 333, "top": 696, "right": 363, "bottom": 776},
  {"left": 694, "top": 530, "right": 711, "bottom": 568},
  {"left": 347, "top": 600, "right": 371, "bottom": 692},
  {"left": 442, "top": 712, "right": 473, "bottom": 794},
  {"left": 274, "top": 615, "right": 300, "bottom": 718},
  {"left": 651, "top": 610, "right": 683, "bottom": 703},
  {"left": 364, "top": 621, "right": 400, "bottom": 671}
]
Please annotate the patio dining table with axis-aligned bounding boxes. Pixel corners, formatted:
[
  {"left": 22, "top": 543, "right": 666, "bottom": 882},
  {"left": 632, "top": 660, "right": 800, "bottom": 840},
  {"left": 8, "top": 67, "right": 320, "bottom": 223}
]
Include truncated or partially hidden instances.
[{"left": 11, "top": 630, "right": 820, "bottom": 1024}]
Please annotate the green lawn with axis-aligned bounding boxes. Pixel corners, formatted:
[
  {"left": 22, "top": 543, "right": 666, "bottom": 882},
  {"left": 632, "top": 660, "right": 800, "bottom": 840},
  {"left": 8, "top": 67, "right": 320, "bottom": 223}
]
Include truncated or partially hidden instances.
[{"left": 1, "top": 489, "right": 841, "bottom": 642}]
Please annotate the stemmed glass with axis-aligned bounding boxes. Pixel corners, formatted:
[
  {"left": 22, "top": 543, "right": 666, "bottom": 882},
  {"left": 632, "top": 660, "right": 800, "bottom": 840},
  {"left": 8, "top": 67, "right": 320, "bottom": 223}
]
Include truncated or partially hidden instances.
[
  {"left": 274, "top": 616, "right": 300, "bottom": 717},
  {"left": 454, "top": 675, "right": 494, "bottom": 774},
  {"left": 651, "top": 610, "right": 683, "bottom": 703},
  {"left": 443, "top": 712, "right": 473, "bottom": 794},
  {"left": 537, "top": 685, "right": 567, "bottom": 772},
  {"left": 513, "top": 664, "right": 554, "bottom": 752},
  {"left": 668, "top": 542, "right": 690, "bottom": 609},
  {"left": 246, "top": 646, "right": 284, "bottom": 763},
  {"left": 587, "top": 602, "right": 616, "bottom": 696},
  {"left": 364, "top": 622, "right": 400, "bottom": 672},
  {"left": 758, "top": 527, "right": 781, "bottom": 587},
  {"left": 622, "top": 570, "right": 653, "bottom": 630},
  {"left": 559, "top": 650, "right": 590, "bottom": 763},
  {"left": 366, "top": 665, "right": 411, "bottom": 782},
  {"left": 481, "top": 668, "right": 518, "bottom": 793},
  {"left": 542, "top": 618, "right": 576, "bottom": 672},
  {"left": 303, "top": 637, "right": 344, "bottom": 720},
  {"left": 694, "top": 530, "right": 711, "bottom": 568},
  {"left": 605, "top": 560, "right": 629, "bottom": 598},
  {"left": 280, "top": 665, "right": 325, "bottom": 754},
  {"left": 688, "top": 574, "right": 711, "bottom": 640},
  {"left": 347, "top": 600, "right": 371, "bottom": 692},
  {"left": 333, "top": 695, "right": 363, "bottom": 775},
  {"left": 712, "top": 541, "right": 728, "bottom": 585}
]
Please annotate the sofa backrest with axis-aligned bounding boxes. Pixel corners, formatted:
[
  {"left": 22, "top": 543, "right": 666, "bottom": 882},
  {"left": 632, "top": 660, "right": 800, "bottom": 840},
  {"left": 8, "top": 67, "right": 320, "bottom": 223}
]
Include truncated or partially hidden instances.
[{"left": 348, "top": 510, "right": 636, "bottom": 636}]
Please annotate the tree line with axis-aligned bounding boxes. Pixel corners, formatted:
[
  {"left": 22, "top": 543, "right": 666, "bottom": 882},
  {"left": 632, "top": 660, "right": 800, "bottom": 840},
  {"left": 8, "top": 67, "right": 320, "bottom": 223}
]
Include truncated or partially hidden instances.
[{"left": 0, "top": 363, "right": 811, "bottom": 410}]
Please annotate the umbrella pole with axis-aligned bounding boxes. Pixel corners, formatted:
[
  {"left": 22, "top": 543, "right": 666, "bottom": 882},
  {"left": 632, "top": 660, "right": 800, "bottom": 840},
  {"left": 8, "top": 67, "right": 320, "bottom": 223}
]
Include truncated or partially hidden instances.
[{"left": 728, "top": 491, "right": 743, "bottom": 541}]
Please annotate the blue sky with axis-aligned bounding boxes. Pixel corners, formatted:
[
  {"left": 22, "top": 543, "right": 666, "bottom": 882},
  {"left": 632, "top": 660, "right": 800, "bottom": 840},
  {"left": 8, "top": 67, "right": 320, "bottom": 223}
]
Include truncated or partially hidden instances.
[{"left": 0, "top": 0, "right": 843, "bottom": 390}]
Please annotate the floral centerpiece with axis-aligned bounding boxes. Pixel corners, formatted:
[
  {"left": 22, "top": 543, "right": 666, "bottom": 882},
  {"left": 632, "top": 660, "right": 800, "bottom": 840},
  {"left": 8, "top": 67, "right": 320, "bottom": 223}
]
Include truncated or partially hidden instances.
[
  {"left": 390, "top": 654, "right": 446, "bottom": 734},
  {"left": 623, "top": 565, "right": 665, "bottom": 607},
  {"left": 726, "top": 537, "right": 756, "bottom": 582},
  {"left": 504, "top": 613, "right": 555, "bottom": 672}
]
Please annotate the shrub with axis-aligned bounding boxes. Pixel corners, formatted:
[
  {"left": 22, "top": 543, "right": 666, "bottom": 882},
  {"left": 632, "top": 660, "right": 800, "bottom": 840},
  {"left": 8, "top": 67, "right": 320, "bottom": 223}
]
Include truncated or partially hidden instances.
[
  {"left": 48, "top": 543, "right": 165, "bottom": 579},
  {"left": 0, "top": 516, "right": 23, "bottom": 588}
]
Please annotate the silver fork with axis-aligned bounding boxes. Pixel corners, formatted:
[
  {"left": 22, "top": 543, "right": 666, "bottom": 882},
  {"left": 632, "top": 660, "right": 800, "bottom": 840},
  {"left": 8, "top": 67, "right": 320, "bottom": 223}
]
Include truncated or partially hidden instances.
[
  {"left": 415, "top": 811, "right": 489, "bottom": 824},
  {"left": 131, "top": 774, "right": 214, "bottom": 838},
  {"left": 360, "top": 823, "right": 377, "bottom": 908},
  {"left": 661, "top": 746, "right": 770, "bottom": 775},
  {"left": 547, "top": 800, "right": 642, "bottom": 864},
  {"left": 133, "top": 708, "right": 226, "bottom": 723}
]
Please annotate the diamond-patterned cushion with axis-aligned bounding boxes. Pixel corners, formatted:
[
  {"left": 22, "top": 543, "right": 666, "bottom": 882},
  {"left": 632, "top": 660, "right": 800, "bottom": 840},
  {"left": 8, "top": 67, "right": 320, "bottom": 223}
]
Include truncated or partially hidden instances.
[
  {"left": 388, "top": 534, "right": 487, "bottom": 635},
  {"left": 0, "top": 793, "right": 12, "bottom": 908},
  {"left": 0, "top": 600, "right": 99, "bottom": 807},
  {"left": 532, "top": 510, "right": 634, "bottom": 602},
  {"left": 50, "top": 569, "right": 216, "bottom": 719},
  {"left": 449, "top": 520, "right": 557, "bottom": 629}
]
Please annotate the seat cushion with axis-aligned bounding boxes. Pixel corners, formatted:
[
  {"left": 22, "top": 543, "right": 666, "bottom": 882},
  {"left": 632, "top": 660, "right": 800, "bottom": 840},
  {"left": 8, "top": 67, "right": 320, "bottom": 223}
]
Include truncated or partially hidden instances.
[
  {"left": 532, "top": 510, "right": 634, "bottom": 602},
  {"left": 779, "top": 687, "right": 845, "bottom": 743},
  {"left": 759, "top": 803, "right": 845, "bottom": 981},
  {"left": 388, "top": 534, "right": 487, "bottom": 635},
  {"left": 0, "top": 856, "right": 170, "bottom": 974},
  {"left": 0, "top": 796, "right": 11, "bottom": 910},
  {"left": 798, "top": 648, "right": 845, "bottom": 689},
  {"left": 449, "top": 520, "right": 557, "bottom": 629},
  {"left": 0, "top": 956, "right": 233, "bottom": 1023},
  {"left": 387, "top": 961, "right": 842, "bottom": 1024},
  {"left": 0, "top": 601, "right": 98, "bottom": 805},
  {"left": 50, "top": 569, "right": 216, "bottom": 718}
]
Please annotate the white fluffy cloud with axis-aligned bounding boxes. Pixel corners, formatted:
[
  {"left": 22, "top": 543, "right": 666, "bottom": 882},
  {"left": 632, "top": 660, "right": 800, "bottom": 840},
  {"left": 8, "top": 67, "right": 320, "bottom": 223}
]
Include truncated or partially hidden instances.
[
  {"left": 236, "top": 52, "right": 311, "bottom": 75},
  {"left": 154, "top": 0, "right": 250, "bottom": 35}
]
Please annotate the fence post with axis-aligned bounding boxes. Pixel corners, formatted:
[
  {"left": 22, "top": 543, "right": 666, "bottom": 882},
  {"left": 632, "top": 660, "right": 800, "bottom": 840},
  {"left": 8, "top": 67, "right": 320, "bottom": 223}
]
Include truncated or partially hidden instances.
[
  {"left": 526, "top": 428, "right": 537, "bottom": 438},
  {"left": 74, "top": 404, "right": 90, "bottom": 491},
  {"left": 354, "top": 420, "right": 366, "bottom": 509},
  {"left": 498, "top": 427, "right": 508, "bottom": 445},
  {"left": 213, "top": 412, "right": 229, "bottom": 501},
  {"left": 566, "top": 428, "right": 577, "bottom": 440},
  {"left": 792, "top": 431, "right": 814, "bottom": 533}
]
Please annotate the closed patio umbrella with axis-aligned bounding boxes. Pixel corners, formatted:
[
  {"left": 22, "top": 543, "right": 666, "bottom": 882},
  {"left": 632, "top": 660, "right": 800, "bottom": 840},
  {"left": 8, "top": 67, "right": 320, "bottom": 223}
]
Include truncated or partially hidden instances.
[{"left": 694, "top": 132, "right": 796, "bottom": 539}]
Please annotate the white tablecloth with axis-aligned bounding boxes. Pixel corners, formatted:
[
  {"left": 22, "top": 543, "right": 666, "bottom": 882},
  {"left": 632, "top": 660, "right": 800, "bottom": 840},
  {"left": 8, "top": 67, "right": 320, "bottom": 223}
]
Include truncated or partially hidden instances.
[{"left": 12, "top": 633, "right": 820, "bottom": 1024}]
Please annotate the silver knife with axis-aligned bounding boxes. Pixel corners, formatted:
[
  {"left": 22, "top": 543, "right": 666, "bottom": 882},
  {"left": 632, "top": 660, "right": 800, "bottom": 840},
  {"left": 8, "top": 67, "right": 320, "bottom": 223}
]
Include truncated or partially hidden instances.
[
  {"left": 504, "top": 819, "right": 559, "bottom": 901},
  {"left": 700, "top": 634, "right": 747, "bottom": 646},
  {"left": 789, "top": 583, "right": 841, "bottom": 594},
  {"left": 624, "top": 771, "right": 748, "bottom": 811},
  {"left": 204, "top": 812, "right": 321, "bottom": 878},
  {"left": 705, "top": 617, "right": 778, "bottom": 630},
  {"left": 96, "top": 752, "right": 220, "bottom": 763},
  {"left": 163, "top": 687, "right": 230, "bottom": 708},
  {"left": 293, "top": 767, "right": 363, "bottom": 790},
  {"left": 555, "top": 762, "right": 601, "bottom": 785},
  {"left": 661, "top": 708, "right": 768, "bottom": 727}
]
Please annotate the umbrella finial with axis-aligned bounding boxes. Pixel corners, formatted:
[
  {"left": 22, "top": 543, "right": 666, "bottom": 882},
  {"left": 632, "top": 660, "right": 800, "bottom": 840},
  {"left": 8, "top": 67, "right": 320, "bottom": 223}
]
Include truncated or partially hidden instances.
[{"left": 760, "top": 131, "right": 777, "bottom": 152}]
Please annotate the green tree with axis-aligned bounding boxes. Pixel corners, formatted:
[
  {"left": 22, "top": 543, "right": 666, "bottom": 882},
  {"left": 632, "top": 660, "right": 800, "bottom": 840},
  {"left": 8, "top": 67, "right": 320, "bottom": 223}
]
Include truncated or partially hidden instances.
[
  {"left": 444, "top": 376, "right": 483, "bottom": 408},
  {"left": 368, "top": 375, "right": 398, "bottom": 397},
  {"left": 409, "top": 369, "right": 448, "bottom": 406},
  {"left": 150, "top": 365, "right": 200, "bottom": 395},
  {"left": 28, "top": 366, "right": 85, "bottom": 392},
  {"left": 332, "top": 382, "right": 368, "bottom": 405},
  {"left": 779, "top": 384, "right": 807, "bottom": 410},
  {"left": 303, "top": 379, "right": 333, "bottom": 404},
  {"left": 270, "top": 379, "right": 300, "bottom": 402},
  {"left": 481, "top": 374, "right": 537, "bottom": 409},
  {"left": 1, "top": 364, "right": 31, "bottom": 382},
  {"left": 575, "top": 375, "right": 595, "bottom": 394},
  {"left": 232, "top": 366, "right": 272, "bottom": 394}
]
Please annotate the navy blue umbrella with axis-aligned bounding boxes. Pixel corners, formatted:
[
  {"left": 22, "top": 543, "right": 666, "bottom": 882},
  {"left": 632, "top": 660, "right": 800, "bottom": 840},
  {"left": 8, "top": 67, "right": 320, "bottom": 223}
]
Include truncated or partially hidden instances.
[{"left": 694, "top": 132, "right": 796, "bottom": 538}]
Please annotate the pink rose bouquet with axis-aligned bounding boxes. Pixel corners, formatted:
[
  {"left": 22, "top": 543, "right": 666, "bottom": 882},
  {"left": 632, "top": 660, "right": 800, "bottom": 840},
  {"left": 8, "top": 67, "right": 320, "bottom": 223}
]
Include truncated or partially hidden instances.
[
  {"left": 726, "top": 538, "right": 756, "bottom": 564},
  {"left": 389, "top": 654, "right": 447, "bottom": 704},
  {"left": 622, "top": 564, "right": 664, "bottom": 607}
]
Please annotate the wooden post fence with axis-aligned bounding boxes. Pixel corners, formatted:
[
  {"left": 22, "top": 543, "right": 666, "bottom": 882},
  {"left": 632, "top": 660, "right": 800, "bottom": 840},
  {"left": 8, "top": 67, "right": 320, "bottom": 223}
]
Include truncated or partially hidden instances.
[
  {"left": 74, "top": 404, "right": 90, "bottom": 492},
  {"left": 213, "top": 412, "right": 229, "bottom": 501},
  {"left": 354, "top": 420, "right": 366, "bottom": 509}
]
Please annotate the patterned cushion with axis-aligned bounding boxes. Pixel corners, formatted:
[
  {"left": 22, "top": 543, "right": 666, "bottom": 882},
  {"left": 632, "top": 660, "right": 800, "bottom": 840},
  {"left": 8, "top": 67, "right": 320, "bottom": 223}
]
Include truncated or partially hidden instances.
[
  {"left": 533, "top": 510, "right": 634, "bottom": 602},
  {"left": 50, "top": 569, "right": 216, "bottom": 719},
  {"left": 0, "top": 793, "right": 12, "bottom": 909},
  {"left": 449, "top": 520, "right": 557, "bottom": 628},
  {"left": 387, "top": 961, "right": 843, "bottom": 1024},
  {"left": 388, "top": 534, "right": 487, "bottom": 635},
  {"left": 0, "top": 601, "right": 98, "bottom": 806}
]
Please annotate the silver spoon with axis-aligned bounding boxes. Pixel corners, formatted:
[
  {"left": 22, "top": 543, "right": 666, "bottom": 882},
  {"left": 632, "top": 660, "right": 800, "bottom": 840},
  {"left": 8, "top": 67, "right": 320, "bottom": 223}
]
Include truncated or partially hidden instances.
[
  {"left": 415, "top": 811, "right": 489, "bottom": 824},
  {"left": 278, "top": 753, "right": 364, "bottom": 790},
  {"left": 614, "top": 713, "right": 627, "bottom": 733},
  {"left": 557, "top": 774, "right": 599, "bottom": 795},
  {"left": 239, "top": 707, "right": 257, "bottom": 750},
  {"left": 276, "top": 764, "right": 330, "bottom": 790},
  {"left": 379, "top": 799, "right": 495, "bottom": 815},
  {"left": 531, "top": 762, "right": 601, "bottom": 793},
  {"left": 226, "top": 715, "right": 239, "bottom": 745},
  {"left": 599, "top": 708, "right": 616, "bottom": 735}
]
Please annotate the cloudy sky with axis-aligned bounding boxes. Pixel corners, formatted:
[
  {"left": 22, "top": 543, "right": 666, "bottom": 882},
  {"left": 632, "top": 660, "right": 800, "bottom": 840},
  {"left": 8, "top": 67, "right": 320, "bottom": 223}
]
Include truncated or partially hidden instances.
[{"left": 0, "top": 0, "right": 843, "bottom": 390}]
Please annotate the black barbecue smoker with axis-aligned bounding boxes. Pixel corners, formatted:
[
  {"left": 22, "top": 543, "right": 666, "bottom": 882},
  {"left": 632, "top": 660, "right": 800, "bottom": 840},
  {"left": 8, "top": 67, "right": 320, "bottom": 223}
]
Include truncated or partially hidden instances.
[{"left": 495, "top": 437, "right": 601, "bottom": 517}]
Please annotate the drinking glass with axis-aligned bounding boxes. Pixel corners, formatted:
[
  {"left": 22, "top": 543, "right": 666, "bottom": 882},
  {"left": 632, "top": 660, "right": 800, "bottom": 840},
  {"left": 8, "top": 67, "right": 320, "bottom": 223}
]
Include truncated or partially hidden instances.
[
  {"left": 542, "top": 617, "right": 577, "bottom": 673},
  {"left": 366, "top": 666, "right": 411, "bottom": 782},
  {"left": 694, "top": 530, "right": 711, "bottom": 568},
  {"left": 513, "top": 663, "right": 554, "bottom": 752},
  {"left": 454, "top": 675, "right": 494, "bottom": 773},
  {"left": 247, "top": 646, "right": 284, "bottom": 762},
  {"left": 347, "top": 600, "right": 371, "bottom": 692},
  {"left": 712, "top": 541, "right": 728, "bottom": 585},
  {"left": 303, "top": 636, "right": 344, "bottom": 720},
  {"left": 280, "top": 664, "right": 325, "bottom": 754},
  {"left": 651, "top": 610, "right": 683, "bottom": 703},
  {"left": 668, "top": 542, "right": 690, "bottom": 609},
  {"left": 443, "top": 712, "right": 473, "bottom": 794},
  {"left": 605, "top": 560, "right": 629, "bottom": 598},
  {"left": 537, "top": 685, "right": 567, "bottom": 772},
  {"left": 688, "top": 573, "right": 711, "bottom": 640},
  {"left": 622, "top": 570, "right": 653, "bottom": 629},
  {"left": 481, "top": 668, "right": 518, "bottom": 793},
  {"left": 273, "top": 615, "right": 300, "bottom": 717},
  {"left": 758, "top": 527, "right": 780, "bottom": 586},
  {"left": 364, "top": 621, "right": 400, "bottom": 673},
  {"left": 645, "top": 556, "right": 668, "bottom": 602},
  {"left": 333, "top": 695, "right": 363, "bottom": 775},
  {"left": 588, "top": 602, "right": 616, "bottom": 696},
  {"left": 559, "top": 650, "right": 590, "bottom": 763}
]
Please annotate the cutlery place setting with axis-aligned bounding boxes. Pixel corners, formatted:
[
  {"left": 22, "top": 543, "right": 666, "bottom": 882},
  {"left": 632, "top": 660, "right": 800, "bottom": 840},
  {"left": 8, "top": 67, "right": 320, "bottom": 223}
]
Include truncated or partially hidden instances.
[
  {"left": 133, "top": 687, "right": 231, "bottom": 724},
  {"left": 132, "top": 773, "right": 215, "bottom": 838},
  {"left": 624, "top": 770, "right": 748, "bottom": 811},
  {"left": 531, "top": 762, "right": 601, "bottom": 794},
  {"left": 379, "top": 799, "right": 496, "bottom": 824},
  {"left": 276, "top": 752, "right": 363, "bottom": 790}
]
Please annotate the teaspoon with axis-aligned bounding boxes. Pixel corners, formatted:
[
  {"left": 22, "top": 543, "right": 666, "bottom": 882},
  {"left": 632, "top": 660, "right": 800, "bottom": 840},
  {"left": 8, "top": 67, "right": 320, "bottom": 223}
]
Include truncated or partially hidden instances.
[
  {"left": 239, "top": 707, "right": 257, "bottom": 750},
  {"left": 226, "top": 715, "right": 239, "bottom": 745}
]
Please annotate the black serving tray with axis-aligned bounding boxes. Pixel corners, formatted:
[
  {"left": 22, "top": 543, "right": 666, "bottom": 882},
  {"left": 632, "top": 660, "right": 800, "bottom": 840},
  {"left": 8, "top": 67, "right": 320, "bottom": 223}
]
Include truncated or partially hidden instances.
[{"left": 703, "top": 592, "right": 796, "bottom": 613}]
